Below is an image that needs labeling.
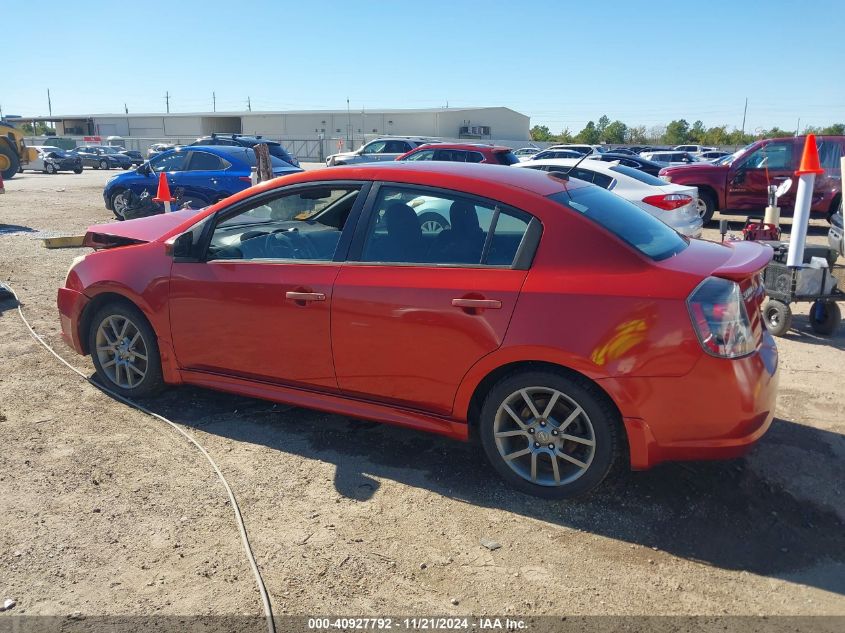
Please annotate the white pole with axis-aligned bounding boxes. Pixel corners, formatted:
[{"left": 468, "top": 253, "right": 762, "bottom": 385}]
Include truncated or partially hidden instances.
[
  {"left": 786, "top": 173, "right": 815, "bottom": 267},
  {"left": 163, "top": 201, "right": 172, "bottom": 213}
]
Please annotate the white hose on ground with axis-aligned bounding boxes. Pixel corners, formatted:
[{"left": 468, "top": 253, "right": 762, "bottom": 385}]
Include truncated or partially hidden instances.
[{"left": 8, "top": 285, "right": 276, "bottom": 633}]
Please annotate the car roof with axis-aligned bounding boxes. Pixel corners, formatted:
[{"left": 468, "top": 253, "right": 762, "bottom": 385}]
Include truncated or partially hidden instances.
[
  {"left": 518, "top": 158, "right": 623, "bottom": 174},
  {"left": 157, "top": 162, "right": 589, "bottom": 243},
  {"left": 414, "top": 143, "right": 511, "bottom": 152}
]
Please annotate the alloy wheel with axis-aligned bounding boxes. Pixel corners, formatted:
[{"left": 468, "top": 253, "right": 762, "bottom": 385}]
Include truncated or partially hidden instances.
[
  {"left": 95, "top": 315, "right": 149, "bottom": 389},
  {"left": 493, "top": 387, "right": 596, "bottom": 487}
]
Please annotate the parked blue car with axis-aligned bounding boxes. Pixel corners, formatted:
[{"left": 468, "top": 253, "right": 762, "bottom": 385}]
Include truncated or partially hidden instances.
[{"left": 103, "top": 145, "right": 302, "bottom": 218}]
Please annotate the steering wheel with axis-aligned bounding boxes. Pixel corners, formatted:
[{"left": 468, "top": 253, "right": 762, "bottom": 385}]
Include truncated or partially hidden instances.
[{"left": 268, "top": 227, "right": 318, "bottom": 259}]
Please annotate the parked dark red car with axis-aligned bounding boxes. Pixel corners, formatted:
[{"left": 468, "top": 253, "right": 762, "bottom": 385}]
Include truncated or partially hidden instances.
[
  {"left": 660, "top": 135, "right": 844, "bottom": 222},
  {"left": 396, "top": 143, "right": 520, "bottom": 165},
  {"left": 58, "top": 163, "right": 778, "bottom": 497}
]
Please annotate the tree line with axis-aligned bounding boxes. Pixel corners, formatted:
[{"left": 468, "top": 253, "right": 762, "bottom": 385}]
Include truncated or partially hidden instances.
[{"left": 530, "top": 115, "right": 845, "bottom": 146}]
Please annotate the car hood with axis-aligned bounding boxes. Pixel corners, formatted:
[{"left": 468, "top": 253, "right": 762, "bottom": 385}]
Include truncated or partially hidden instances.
[
  {"left": 329, "top": 151, "right": 359, "bottom": 160},
  {"left": 83, "top": 209, "right": 202, "bottom": 249},
  {"left": 660, "top": 163, "right": 728, "bottom": 176}
]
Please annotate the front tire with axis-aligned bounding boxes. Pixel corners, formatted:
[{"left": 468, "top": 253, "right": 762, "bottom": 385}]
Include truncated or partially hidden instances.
[
  {"left": 110, "top": 190, "right": 130, "bottom": 220},
  {"left": 99, "top": 159, "right": 110, "bottom": 170},
  {"left": 73, "top": 167, "right": 83, "bottom": 174},
  {"left": 479, "top": 370, "right": 621, "bottom": 499},
  {"left": 0, "top": 144, "right": 20, "bottom": 180},
  {"left": 45, "top": 163, "right": 57, "bottom": 174},
  {"left": 88, "top": 302, "right": 164, "bottom": 398}
]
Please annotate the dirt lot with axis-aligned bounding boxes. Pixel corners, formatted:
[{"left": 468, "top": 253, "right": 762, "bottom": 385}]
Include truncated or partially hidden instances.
[{"left": 1, "top": 168, "right": 844, "bottom": 623}]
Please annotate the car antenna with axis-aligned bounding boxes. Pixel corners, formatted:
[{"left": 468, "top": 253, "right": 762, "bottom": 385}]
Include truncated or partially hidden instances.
[{"left": 563, "top": 150, "right": 592, "bottom": 176}]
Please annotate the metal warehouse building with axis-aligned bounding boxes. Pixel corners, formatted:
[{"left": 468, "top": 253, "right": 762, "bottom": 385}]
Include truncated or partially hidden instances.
[{"left": 26, "top": 106, "right": 530, "bottom": 144}]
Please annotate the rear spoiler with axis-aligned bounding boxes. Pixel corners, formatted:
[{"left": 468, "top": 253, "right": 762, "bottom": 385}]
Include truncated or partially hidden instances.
[{"left": 712, "top": 241, "right": 773, "bottom": 282}]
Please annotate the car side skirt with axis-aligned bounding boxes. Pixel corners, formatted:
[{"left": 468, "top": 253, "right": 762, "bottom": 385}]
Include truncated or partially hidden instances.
[{"left": 179, "top": 369, "right": 470, "bottom": 440}]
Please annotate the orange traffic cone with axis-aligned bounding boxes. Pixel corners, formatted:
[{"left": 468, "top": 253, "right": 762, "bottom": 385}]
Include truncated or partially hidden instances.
[
  {"left": 795, "top": 133, "right": 824, "bottom": 176},
  {"left": 152, "top": 171, "right": 172, "bottom": 202}
]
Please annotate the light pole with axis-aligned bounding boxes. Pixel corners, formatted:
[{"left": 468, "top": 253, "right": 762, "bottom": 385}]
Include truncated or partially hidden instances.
[{"left": 346, "top": 98, "right": 351, "bottom": 148}]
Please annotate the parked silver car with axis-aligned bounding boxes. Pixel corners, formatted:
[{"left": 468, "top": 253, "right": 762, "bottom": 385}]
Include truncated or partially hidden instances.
[{"left": 326, "top": 137, "right": 437, "bottom": 166}]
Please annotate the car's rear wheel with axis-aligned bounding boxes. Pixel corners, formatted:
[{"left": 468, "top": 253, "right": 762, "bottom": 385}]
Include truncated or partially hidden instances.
[
  {"left": 763, "top": 300, "right": 792, "bottom": 336},
  {"left": 696, "top": 190, "right": 716, "bottom": 222},
  {"left": 88, "top": 302, "right": 164, "bottom": 398},
  {"left": 73, "top": 167, "right": 83, "bottom": 174},
  {"left": 479, "top": 371, "right": 621, "bottom": 498},
  {"left": 122, "top": 165, "right": 130, "bottom": 170}
]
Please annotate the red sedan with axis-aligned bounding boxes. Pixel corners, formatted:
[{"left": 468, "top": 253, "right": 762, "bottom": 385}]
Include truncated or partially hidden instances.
[
  {"left": 396, "top": 143, "right": 520, "bottom": 166},
  {"left": 58, "top": 163, "right": 778, "bottom": 497}
]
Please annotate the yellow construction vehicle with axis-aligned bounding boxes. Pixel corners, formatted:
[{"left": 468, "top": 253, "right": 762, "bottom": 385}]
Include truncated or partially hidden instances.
[{"left": 0, "top": 123, "right": 38, "bottom": 180}]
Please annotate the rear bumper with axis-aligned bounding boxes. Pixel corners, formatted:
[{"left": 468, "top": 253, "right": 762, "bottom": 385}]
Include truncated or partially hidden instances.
[
  {"left": 57, "top": 287, "right": 89, "bottom": 354},
  {"left": 600, "top": 331, "right": 779, "bottom": 469}
]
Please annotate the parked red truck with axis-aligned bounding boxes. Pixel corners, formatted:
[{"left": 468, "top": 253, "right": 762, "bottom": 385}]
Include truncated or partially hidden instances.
[{"left": 659, "top": 135, "right": 844, "bottom": 222}]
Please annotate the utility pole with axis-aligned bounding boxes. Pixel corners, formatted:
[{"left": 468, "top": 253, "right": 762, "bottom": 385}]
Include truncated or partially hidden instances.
[
  {"left": 165, "top": 91, "right": 170, "bottom": 113},
  {"left": 796, "top": 117, "right": 801, "bottom": 136},
  {"left": 124, "top": 103, "right": 129, "bottom": 114},
  {"left": 0, "top": 104, "right": 4, "bottom": 120},
  {"left": 740, "top": 97, "right": 748, "bottom": 139},
  {"left": 247, "top": 96, "right": 251, "bottom": 112},
  {"left": 47, "top": 89, "right": 52, "bottom": 117},
  {"left": 346, "top": 97, "right": 351, "bottom": 147},
  {"left": 213, "top": 91, "right": 216, "bottom": 113}
]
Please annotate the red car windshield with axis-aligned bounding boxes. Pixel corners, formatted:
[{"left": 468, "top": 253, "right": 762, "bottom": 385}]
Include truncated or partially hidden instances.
[{"left": 548, "top": 186, "right": 688, "bottom": 261}]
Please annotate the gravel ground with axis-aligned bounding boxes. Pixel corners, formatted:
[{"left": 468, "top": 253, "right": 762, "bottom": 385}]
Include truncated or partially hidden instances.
[{"left": 1, "top": 168, "right": 843, "bottom": 623}]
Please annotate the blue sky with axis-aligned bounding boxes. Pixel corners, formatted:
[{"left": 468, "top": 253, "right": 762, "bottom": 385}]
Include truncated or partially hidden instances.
[{"left": 5, "top": 0, "right": 844, "bottom": 132}]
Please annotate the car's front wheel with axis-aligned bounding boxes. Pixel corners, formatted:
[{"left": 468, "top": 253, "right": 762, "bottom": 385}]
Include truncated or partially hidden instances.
[
  {"left": 110, "top": 190, "right": 130, "bottom": 219},
  {"left": 99, "top": 159, "right": 109, "bottom": 170},
  {"left": 88, "top": 302, "right": 164, "bottom": 398},
  {"left": 479, "top": 371, "right": 621, "bottom": 498},
  {"left": 45, "top": 163, "right": 57, "bottom": 174}
]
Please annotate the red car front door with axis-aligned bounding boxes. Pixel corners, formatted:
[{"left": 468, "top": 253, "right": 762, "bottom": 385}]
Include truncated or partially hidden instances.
[
  {"left": 726, "top": 139, "right": 797, "bottom": 211},
  {"left": 331, "top": 184, "right": 536, "bottom": 415},
  {"left": 168, "top": 183, "right": 365, "bottom": 390}
]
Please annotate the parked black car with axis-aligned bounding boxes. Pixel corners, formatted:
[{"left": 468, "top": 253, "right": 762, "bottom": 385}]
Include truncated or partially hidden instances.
[
  {"left": 190, "top": 134, "right": 299, "bottom": 167},
  {"left": 69, "top": 146, "right": 133, "bottom": 170},
  {"left": 595, "top": 152, "right": 667, "bottom": 176},
  {"left": 112, "top": 147, "right": 145, "bottom": 166}
]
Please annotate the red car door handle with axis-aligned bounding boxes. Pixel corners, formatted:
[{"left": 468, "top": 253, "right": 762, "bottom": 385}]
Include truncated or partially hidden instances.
[
  {"left": 286, "top": 291, "right": 326, "bottom": 302},
  {"left": 452, "top": 298, "right": 502, "bottom": 309}
]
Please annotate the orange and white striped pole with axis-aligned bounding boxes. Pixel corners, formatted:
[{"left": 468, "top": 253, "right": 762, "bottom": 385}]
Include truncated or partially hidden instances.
[
  {"left": 152, "top": 171, "right": 173, "bottom": 213},
  {"left": 786, "top": 134, "right": 824, "bottom": 267}
]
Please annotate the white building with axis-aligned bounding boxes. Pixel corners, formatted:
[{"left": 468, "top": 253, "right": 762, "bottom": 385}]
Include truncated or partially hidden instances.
[{"left": 24, "top": 106, "right": 529, "bottom": 143}]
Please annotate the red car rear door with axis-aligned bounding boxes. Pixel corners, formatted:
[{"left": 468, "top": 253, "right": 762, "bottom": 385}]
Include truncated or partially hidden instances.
[
  {"left": 168, "top": 183, "right": 367, "bottom": 391},
  {"left": 331, "top": 183, "right": 539, "bottom": 415}
]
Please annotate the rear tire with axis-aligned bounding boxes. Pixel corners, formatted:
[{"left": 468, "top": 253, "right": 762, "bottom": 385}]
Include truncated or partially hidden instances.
[
  {"left": 479, "top": 370, "right": 621, "bottom": 499},
  {"left": 696, "top": 190, "right": 716, "bottom": 223},
  {"left": 73, "top": 167, "right": 83, "bottom": 174},
  {"left": 87, "top": 302, "right": 164, "bottom": 398},
  {"left": 808, "top": 300, "right": 841, "bottom": 336},
  {"left": 764, "top": 300, "right": 792, "bottom": 336}
]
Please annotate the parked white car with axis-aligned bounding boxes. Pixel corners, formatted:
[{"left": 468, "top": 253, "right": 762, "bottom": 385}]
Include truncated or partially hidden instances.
[
  {"left": 546, "top": 144, "right": 608, "bottom": 158},
  {"left": 673, "top": 144, "right": 717, "bottom": 155},
  {"left": 20, "top": 146, "right": 84, "bottom": 174},
  {"left": 516, "top": 158, "right": 703, "bottom": 238},
  {"left": 513, "top": 147, "right": 542, "bottom": 161},
  {"left": 640, "top": 150, "right": 703, "bottom": 166}
]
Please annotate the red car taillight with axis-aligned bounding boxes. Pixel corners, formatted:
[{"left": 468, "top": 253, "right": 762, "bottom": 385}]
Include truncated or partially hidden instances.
[
  {"left": 642, "top": 193, "right": 692, "bottom": 210},
  {"left": 687, "top": 277, "right": 756, "bottom": 358}
]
